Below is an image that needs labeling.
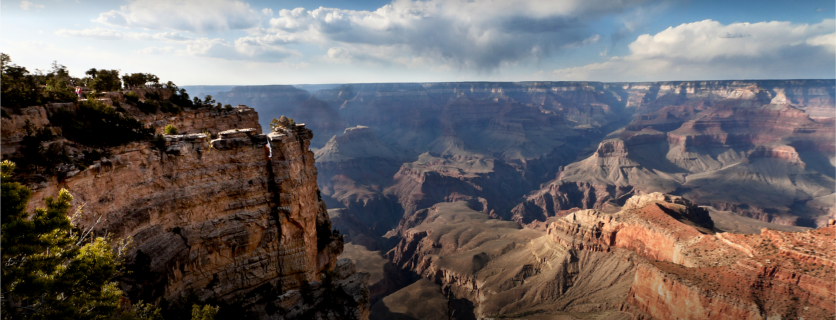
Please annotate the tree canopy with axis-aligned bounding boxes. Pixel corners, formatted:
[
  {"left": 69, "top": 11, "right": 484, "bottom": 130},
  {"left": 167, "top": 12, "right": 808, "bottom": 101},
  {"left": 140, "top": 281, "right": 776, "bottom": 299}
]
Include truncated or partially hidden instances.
[
  {"left": 122, "top": 73, "right": 159, "bottom": 89},
  {"left": 1, "top": 160, "right": 124, "bottom": 319},
  {"left": 1, "top": 54, "right": 78, "bottom": 111}
]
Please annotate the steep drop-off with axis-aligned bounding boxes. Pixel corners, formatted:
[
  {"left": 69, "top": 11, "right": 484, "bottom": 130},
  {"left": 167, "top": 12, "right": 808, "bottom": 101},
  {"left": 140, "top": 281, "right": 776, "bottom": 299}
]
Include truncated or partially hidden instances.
[
  {"left": 515, "top": 98, "right": 835, "bottom": 227},
  {"left": 2, "top": 95, "right": 370, "bottom": 319},
  {"left": 383, "top": 194, "right": 834, "bottom": 319}
]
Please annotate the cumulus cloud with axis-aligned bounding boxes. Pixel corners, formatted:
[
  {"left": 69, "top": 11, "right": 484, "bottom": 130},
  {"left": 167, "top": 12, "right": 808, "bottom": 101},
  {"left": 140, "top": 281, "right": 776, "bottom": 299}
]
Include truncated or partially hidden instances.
[
  {"left": 84, "top": 0, "right": 653, "bottom": 66},
  {"left": 94, "top": 0, "right": 268, "bottom": 33},
  {"left": 184, "top": 37, "right": 297, "bottom": 62},
  {"left": 56, "top": 27, "right": 191, "bottom": 42},
  {"left": 262, "top": 0, "right": 653, "bottom": 70},
  {"left": 20, "top": 1, "right": 44, "bottom": 11},
  {"left": 807, "top": 33, "right": 835, "bottom": 52},
  {"left": 554, "top": 19, "right": 836, "bottom": 81}
]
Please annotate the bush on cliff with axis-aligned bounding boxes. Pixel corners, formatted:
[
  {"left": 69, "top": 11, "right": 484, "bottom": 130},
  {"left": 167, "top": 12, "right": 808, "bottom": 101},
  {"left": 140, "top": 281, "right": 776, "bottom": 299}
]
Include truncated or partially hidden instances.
[
  {"left": 190, "top": 305, "right": 219, "bottom": 320},
  {"left": 164, "top": 124, "right": 178, "bottom": 135},
  {"left": 53, "top": 100, "right": 154, "bottom": 147},
  {"left": 0, "top": 160, "right": 159, "bottom": 320},
  {"left": 269, "top": 116, "right": 295, "bottom": 132},
  {"left": 1, "top": 53, "right": 78, "bottom": 111}
]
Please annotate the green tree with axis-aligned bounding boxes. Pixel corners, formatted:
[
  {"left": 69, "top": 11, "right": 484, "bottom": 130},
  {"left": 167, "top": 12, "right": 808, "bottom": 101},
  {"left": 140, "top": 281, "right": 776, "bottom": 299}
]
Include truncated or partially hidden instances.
[
  {"left": 1, "top": 160, "right": 138, "bottom": 319},
  {"left": 122, "top": 73, "right": 160, "bottom": 89},
  {"left": 85, "top": 68, "right": 98, "bottom": 78},
  {"left": 90, "top": 69, "right": 121, "bottom": 92},
  {"left": 190, "top": 305, "right": 219, "bottom": 320}
]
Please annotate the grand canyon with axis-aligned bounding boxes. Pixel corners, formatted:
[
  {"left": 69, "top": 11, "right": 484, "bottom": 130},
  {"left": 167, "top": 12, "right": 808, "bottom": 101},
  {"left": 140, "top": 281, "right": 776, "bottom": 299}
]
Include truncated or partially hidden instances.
[
  {"left": 176, "top": 80, "right": 831, "bottom": 319},
  {"left": 0, "top": 70, "right": 836, "bottom": 319},
  {"left": 5, "top": 0, "right": 835, "bottom": 318},
  {"left": 2, "top": 76, "right": 833, "bottom": 319}
]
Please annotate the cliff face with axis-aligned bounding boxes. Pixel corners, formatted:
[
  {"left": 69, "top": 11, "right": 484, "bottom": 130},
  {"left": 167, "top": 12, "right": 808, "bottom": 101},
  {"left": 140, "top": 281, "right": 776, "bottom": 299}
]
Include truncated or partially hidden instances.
[
  {"left": 384, "top": 194, "right": 835, "bottom": 320},
  {"left": 216, "top": 80, "right": 833, "bottom": 246},
  {"left": 7, "top": 100, "right": 368, "bottom": 319},
  {"left": 547, "top": 193, "right": 835, "bottom": 320},
  {"left": 515, "top": 98, "right": 836, "bottom": 227}
]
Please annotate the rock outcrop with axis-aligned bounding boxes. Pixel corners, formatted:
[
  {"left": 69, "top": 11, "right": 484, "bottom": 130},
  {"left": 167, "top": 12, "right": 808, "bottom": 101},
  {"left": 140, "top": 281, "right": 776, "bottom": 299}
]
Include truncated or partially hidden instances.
[
  {"left": 6, "top": 100, "right": 368, "bottom": 318},
  {"left": 515, "top": 99, "right": 836, "bottom": 227},
  {"left": 383, "top": 193, "right": 835, "bottom": 319},
  {"left": 547, "top": 193, "right": 835, "bottom": 320}
]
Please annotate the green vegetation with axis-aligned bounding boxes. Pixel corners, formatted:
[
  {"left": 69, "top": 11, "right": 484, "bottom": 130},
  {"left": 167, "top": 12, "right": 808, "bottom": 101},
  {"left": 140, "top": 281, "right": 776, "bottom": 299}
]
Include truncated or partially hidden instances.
[
  {"left": 164, "top": 124, "right": 178, "bottom": 135},
  {"left": 269, "top": 115, "right": 295, "bottom": 132},
  {"left": 1, "top": 54, "right": 78, "bottom": 112},
  {"left": 122, "top": 73, "right": 159, "bottom": 89},
  {"left": 190, "top": 305, "right": 220, "bottom": 320},
  {"left": 86, "top": 68, "right": 122, "bottom": 93},
  {"left": 53, "top": 100, "right": 154, "bottom": 147},
  {"left": 2, "top": 53, "right": 195, "bottom": 116},
  {"left": 191, "top": 95, "right": 223, "bottom": 110},
  {"left": 1, "top": 161, "right": 134, "bottom": 319},
  {"left": 163, "top": 81, "right": 195, "bottom": 108},
  {"left": 1, "top": 56, "right": 229, "bottom": 319}
]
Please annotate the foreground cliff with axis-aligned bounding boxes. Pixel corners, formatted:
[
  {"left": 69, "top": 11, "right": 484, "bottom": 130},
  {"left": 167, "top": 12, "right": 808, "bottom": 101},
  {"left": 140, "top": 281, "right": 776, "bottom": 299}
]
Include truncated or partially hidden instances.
[{"left": 2, "top": 94, "right": 369, "bottom": 319}]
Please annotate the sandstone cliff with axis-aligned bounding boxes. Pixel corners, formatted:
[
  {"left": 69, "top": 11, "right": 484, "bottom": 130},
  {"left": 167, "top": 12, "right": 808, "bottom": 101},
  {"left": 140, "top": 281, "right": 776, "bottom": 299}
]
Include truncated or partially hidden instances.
[
  {"left": 547, "top": 193, "right": 835, "bottom": 320},
  {"left": 2, "top": 97, "right": 369, "bottom": 319},
  {"left": 382, "top": 193, "right": 834, "bottom": 319},
  {"left": 515, "top": 99, "right": 836, "bottom": 227}
]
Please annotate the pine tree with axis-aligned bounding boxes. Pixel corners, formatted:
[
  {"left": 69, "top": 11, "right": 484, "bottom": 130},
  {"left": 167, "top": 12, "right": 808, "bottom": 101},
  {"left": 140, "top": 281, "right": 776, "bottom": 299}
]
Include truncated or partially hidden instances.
[{"left": 0, "top": 160, "right": 140, "bottom": 319}]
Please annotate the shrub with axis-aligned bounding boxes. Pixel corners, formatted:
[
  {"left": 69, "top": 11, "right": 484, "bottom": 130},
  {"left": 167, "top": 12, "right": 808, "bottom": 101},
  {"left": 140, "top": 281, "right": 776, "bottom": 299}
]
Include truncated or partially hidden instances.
[
  {"left": 145, "top": 90, "right": 161, "bottom": 101},
  {"left": 136, "top": 100, "right": 159, "bottom": 114},
  {"left": 53, "top": 100, "right": 153, "bottom": 147},
  {"left": 125, "top": 91, "right": 139, "bottom": 103},
  {"left": 153, "top": 134, "right": 166, "bottom": 149},
  {"left": 160, "top": 101, "right": 181, "bottom": 114},
  {"left": 164, "top": 124, "right": 178, "bottom": 135},
  {"left": 191, "top": 304, "right": 220, "bottom": 320}
]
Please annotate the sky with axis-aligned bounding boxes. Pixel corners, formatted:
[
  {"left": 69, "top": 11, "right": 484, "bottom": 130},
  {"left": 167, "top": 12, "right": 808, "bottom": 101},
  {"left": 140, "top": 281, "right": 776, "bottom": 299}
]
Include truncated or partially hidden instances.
[{"left": 2, "top": 0, "right": 834, "bottom": 85}]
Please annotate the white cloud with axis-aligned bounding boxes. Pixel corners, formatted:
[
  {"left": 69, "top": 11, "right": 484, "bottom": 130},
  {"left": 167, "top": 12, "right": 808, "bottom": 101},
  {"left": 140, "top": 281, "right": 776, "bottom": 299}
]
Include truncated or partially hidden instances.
[
  {"left": 261, "top": 0, "right": 653, "bottom": 70},
  {"left": 55, "top": 27, "right": 191, "bottom": 42},
  {"left": 83, "top": 0, "right": 652, "bottom": 66},
  {"left": 20, "top": 1, "right": 44, "bottom": 11},
  {"left": 554, "top": 19, "right": 836, "bottom": 81},
  {"left": 135, "top": 46, "right": 175, "bottom": 54},
  {"left": 183, "top": 37, "right": 297, "bottom": 62},
  {"left": 807, "top": 33, "right": 835, "bottom": 53},
  {"left": 94, "top": 0, "right": 269, "bottom": 33}
]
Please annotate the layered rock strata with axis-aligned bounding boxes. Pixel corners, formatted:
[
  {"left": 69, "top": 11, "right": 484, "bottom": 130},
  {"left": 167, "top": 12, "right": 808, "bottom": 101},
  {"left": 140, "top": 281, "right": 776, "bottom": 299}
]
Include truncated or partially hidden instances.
[
  {"left": 384, "top": 194, "right": 834, "bottom": 319},
  {"left": 547, "top": 193, "right": 835, "bottom": 320},
  {"left": 515, "top": 100, "right": 836, "bottom": 227},
  {"left": 16, "top": 105, "right": 367, "bottom": 318}
]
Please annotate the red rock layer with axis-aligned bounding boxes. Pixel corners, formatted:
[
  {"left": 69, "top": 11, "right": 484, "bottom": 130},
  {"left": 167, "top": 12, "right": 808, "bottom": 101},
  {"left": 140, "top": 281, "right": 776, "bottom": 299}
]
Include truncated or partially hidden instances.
[{"left": 545, "top": 193, "right": 835, "bottom": 320}]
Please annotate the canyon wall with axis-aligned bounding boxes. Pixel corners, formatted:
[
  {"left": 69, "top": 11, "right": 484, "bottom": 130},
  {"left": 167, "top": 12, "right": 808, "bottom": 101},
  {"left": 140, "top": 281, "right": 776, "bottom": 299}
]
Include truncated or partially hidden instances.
[
  {"left": 211, "top": 80, "right": 834, "bottom": 246},
  {"left": 382, "top": 194, "right": 835, "bottom": 319},
  {"left": 2, "top": 97, "right": 369, "bottom": 319}
]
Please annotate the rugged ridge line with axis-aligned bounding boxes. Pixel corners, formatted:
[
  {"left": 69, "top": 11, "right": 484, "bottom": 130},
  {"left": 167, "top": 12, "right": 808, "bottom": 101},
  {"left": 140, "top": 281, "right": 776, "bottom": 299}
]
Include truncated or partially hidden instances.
[{"left": 11, "top": 102, "right": 369, "bottom": 319}]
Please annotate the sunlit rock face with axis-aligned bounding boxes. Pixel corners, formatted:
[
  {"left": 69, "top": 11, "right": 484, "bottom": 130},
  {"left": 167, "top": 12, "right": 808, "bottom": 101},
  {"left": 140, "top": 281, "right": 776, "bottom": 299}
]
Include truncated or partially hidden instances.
[
  {"left": 515, "top": 95, "right": 835, "bottom": 227},
  {"left": 218, "top": 80, "right": 833, "bottom": 234},
  {"left": 381, "top": 194, "right": 834, "bottom": 319},
  {"left": 14, "top": 105, "right": 367, "bottom": 319}
]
